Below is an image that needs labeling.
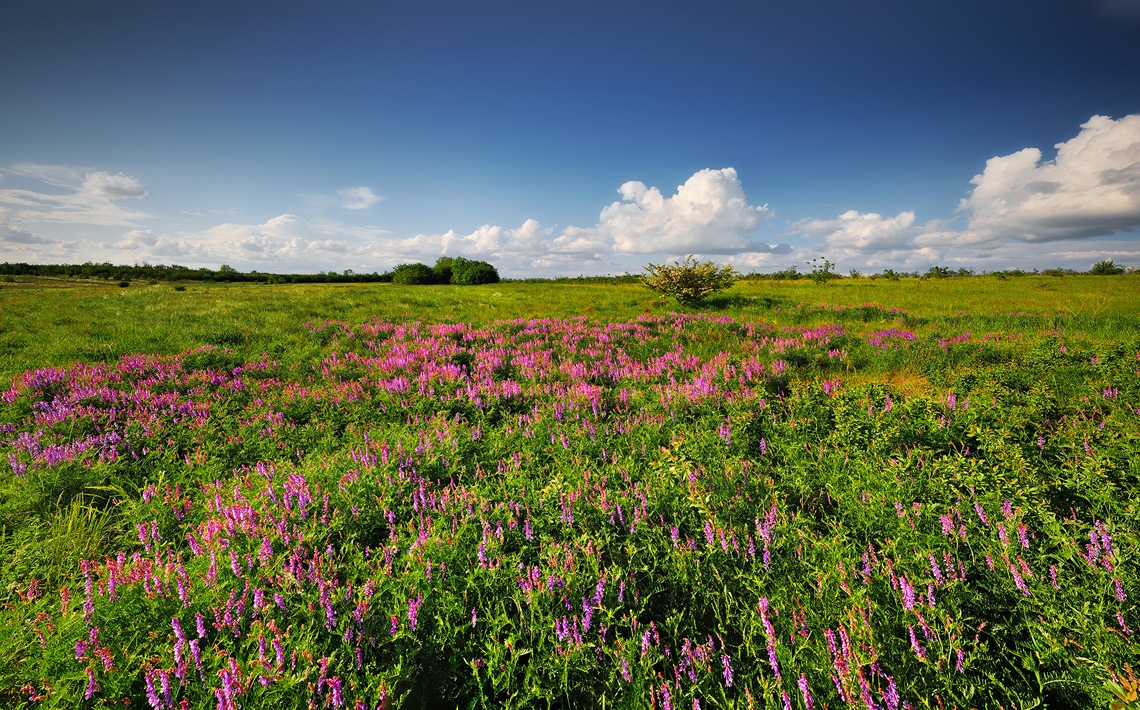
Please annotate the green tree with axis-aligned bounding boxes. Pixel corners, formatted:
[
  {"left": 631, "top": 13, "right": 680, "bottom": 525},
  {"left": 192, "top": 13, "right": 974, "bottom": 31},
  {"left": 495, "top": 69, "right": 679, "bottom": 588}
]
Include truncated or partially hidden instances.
[
  {"left": 450, "top": 257, "right": 500, "bottom": 285},
  {"left": 433, "top": 257, "right": 454, "bottom": 284},
  {"left": 642, "top": 255, "right": 738, "bottom": 305},
  {"left": 391, "top": 263, "right": 437, "bottom": 285},
  {"left": 1090, "top": 259, "right": 1125, "bottom": 275}
]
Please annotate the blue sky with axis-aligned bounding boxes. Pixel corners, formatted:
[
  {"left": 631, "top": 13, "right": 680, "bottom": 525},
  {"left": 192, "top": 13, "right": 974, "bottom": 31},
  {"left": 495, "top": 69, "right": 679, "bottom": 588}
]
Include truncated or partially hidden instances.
[{"left": 2, "top": 0, "right": 1139, "bottom": 276}]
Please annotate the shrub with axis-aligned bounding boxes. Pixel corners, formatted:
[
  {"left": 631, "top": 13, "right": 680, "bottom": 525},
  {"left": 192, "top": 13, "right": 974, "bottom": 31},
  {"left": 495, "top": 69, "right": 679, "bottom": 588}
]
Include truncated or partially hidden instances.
[
  {"left": 1090, "top": 259, "right": 1125, "bottom": 275},
  {"left": 391, "top": 263, "right": 437, "bottom": 285},
  {"left": 807, "top": 257, "right": 838, "bottom": 283},
  {"left": 450, "top": 257, "right": 500, "bottom": 285},
  {"left": 118, "top": 281, "right": 130, "bottom": 288},
  {"left": 642, "top": 255, "right": 738, "bottom": 305}
]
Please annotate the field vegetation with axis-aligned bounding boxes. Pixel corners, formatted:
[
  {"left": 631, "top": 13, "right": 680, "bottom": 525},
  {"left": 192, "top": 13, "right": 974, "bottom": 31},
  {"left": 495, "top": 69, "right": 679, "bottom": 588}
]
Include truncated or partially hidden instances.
[{"left": 0, "top": 274, "right": 1137, "bottom": 709}]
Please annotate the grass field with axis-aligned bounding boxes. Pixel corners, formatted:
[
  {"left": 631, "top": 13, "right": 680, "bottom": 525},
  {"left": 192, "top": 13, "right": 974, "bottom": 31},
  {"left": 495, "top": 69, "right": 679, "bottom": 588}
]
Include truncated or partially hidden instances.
[{"left": 0, "top": 275, "right": 1137, "bottom": 709}]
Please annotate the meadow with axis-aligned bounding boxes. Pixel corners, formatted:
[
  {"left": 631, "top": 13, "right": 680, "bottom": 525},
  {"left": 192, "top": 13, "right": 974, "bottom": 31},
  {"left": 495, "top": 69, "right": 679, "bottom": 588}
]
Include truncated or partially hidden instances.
[{"left": 0, "top": 275, "right": 1137, "bottom": 709}]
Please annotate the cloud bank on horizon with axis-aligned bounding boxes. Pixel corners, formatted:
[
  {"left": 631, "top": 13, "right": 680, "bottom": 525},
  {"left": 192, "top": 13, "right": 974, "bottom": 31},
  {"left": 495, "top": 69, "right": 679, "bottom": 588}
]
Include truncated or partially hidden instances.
[{"left": 2, "top": 115, "right": 1139, "bottom": 276}]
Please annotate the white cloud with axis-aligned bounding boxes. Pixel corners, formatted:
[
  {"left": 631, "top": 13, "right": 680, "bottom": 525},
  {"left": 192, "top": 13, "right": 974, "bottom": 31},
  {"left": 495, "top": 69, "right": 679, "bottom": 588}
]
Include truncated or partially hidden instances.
[
  {"left": 0, "top": 164, "right": 150, "bottom": 227},
  {"left": 103, "top": 229, "right": 195, "bottom": 258},
  {"left": 337, "top": 186, "right": 382, "bottom": 210},
  {"left": 81, "top": 171, "right": 147, "bottom": 200},
  {"left": 770, "top": 115, "right": 1140, "bottom": 274},
  {"left": 0, "top": 209, "right": 54, "bottom": 245},
  {"left": 0, "top": 207, "right": 76, "bottom": 260},
  {"left": 960, "top": 114, "right": 1140, "bottom": 242},
  {"left": 575, "top": 168, "right": 768, "bottom": 254},
  {"left": 791, "top": 209, "right": 919, "bottom": 253}
]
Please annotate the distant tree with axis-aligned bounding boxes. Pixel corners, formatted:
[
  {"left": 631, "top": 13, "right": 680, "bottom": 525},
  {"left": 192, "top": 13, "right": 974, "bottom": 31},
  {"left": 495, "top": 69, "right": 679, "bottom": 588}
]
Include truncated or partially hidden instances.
[
  {"left": 1090, "top": 260, "right": 1124, "bottom": 275},
  {"left": 450, "top": 257, "right": 500, "bottom": 285},
  {"left": 770, "top": 266, "right": 801, "bottom": 280},
  {"left": 924, "top": 266, "right": 951, "bottom": 279},
  {"left": 642, "top": 255, "right": 738, "bottom": 305},
  {"left": 391, "top": 263, "right": 437, "bottom": 285},
  {"left": 433, "top": 257, "right": 454, "bottom": 284}
]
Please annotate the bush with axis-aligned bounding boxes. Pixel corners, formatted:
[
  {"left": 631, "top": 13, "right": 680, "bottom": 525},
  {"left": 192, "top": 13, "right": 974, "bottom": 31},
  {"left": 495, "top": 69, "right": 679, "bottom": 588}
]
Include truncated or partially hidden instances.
[
  {"left": 450, "top": 257, "right": 499, "bottom": 285},
  {"left": 1090, "top": 259, "right": 1125, "bottom": 275},
  {"left": 807, "top": 257, "right": 838, "bottom": 283},
  {"left": 391, "top": 263, "right": 437, "bottom": 285},
  {"left": 642, "top": 255, "right": 738, "bottom": 305}
]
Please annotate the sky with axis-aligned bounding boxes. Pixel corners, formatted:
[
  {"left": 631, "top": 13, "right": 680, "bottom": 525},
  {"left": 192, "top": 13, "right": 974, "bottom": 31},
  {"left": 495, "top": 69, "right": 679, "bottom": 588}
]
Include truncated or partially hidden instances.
[{"left": 2, "top": 0, "right": 1140, "bottom": 277}]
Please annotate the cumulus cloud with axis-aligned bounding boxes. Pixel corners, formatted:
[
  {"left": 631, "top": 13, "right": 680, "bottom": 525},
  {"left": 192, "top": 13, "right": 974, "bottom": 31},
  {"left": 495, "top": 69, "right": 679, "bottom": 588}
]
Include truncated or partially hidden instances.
[
  {"left": 791, "top": 210, "right": 919, "bottom": 253},
  {"left": 81, "top": 171, "right": 148, "bottom": 200},
  {"left": 960, "top": 114, "right": 1140, "bottom": 242},
  {"left": 579, "top": 168, "right": 768, "bottom": 254},
  {"left": 383, "top": 169, "right": 771, "bottom": 274},
  {"left": 337, "top": 186, "right": 382, "bottom": 210},
  {"left": 777, "top": 114, "right": 1140, "bottom": 274},
  {"left": 103, "top": 229, "right": 195, "bottom": 257}
]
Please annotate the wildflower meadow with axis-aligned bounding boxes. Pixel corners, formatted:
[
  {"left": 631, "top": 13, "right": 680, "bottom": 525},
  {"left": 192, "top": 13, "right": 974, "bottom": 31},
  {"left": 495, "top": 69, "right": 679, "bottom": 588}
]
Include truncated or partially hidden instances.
[{"left": 0, "top": 278, "right": 1137, "bottom": 708}]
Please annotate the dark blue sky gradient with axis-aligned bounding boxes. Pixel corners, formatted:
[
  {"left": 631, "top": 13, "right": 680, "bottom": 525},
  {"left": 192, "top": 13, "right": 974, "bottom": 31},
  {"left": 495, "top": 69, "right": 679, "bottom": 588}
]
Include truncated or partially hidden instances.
[{"left": 2, "top": 0, "right": 1138, "bottom": 271}]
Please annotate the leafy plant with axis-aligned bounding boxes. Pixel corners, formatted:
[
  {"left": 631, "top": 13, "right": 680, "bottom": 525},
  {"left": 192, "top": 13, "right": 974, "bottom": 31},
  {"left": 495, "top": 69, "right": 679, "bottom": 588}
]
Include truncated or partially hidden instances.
[
  {"left": 642, "top": 255, "right": 738, "bottom": 304},
  {"left": 806, "top": 257, "right": 838, "bottom": 283},
  {"left": 1091, "top": 259, "right": 1125, "bottom": 275}
]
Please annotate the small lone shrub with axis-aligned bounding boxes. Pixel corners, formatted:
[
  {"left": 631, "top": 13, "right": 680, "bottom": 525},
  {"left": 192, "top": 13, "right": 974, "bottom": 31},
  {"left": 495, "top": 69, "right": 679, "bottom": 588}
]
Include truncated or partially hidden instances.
[
  {"left": 118, "top": 281, "right": 130, "bottom": 288},
  {"left": 642, "top": 255, "right": 738, "bottom": 305}
]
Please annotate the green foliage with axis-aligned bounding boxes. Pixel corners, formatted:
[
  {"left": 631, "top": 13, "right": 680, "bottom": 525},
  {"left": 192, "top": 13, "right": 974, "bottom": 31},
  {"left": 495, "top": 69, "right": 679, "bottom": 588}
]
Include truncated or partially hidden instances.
[
  {"left": 642, "top": 255, "right": 739, "bottom": 304},
  {"left": 449, "top": 256, "right": 500, "bottom": 285},
  {"left": 767, "top": 265, "right": 802, "bottom": 280},
  {"left": 432, "top": 257, "right": 454, "bottom": 284},
  {"left": 1091, "top": 259, "right": 1125, "bottom": 275},
  {"left": 806, "top": 256, "right": 838, "bottom": 283},
  {"left": 391, "top": 262, "right": 437, "bottom": 285}
]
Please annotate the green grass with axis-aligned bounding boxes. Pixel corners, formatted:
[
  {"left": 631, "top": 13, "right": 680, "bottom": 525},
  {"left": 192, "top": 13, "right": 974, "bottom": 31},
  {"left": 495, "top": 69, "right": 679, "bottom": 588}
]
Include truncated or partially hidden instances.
[
  {"left": 1, "top": 275, "right": 1136, "bottom": 384},
  {"left": 0, "top": 275, "right": 1137, "bottom": 709}
]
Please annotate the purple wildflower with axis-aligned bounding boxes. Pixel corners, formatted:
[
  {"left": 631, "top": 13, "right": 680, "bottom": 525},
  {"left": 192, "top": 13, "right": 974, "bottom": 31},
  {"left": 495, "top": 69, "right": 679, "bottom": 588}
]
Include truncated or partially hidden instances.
[
  {"left": 798, "top": 673, "right": 814, "bottom": 710},
  {"left": 84, "top": 667, "right": 99, "bottom": 700},
  {"left": 721, "top": 654, "right": 734, "bottom": 687}
]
